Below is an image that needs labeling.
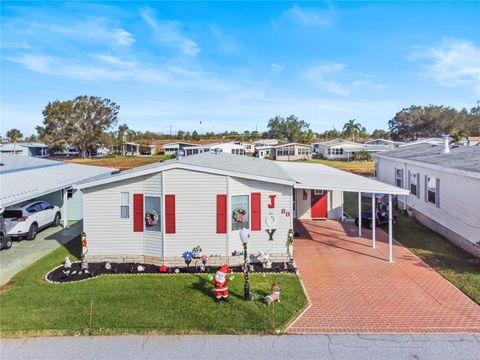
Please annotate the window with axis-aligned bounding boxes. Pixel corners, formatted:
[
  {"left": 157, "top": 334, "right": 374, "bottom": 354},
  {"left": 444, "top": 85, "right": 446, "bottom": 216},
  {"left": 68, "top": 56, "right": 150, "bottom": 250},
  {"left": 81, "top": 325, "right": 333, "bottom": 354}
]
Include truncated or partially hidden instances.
[
  {"left": 395, "top": 168, "right": 404, "bottom": 188},
  {"left": 145, "top": 196, "right": 161, "bottom": 232},
  {"left": 426, "top": 176, "right": 437, "bottom": 205},
  {"left": 231, "top": 195, "right": 249, "bottom": 230},
  {"left": 26, "top": 203, "right": 41, "bottom": 213},
  {"left": 409, "top": 172, "right": 418, "bottom": 196},
  {"left": 39, "top": 202, "right": 52, "bottom": 211},
  {"left": 120, "top": 192, "right": 129, "bottom": 219}
]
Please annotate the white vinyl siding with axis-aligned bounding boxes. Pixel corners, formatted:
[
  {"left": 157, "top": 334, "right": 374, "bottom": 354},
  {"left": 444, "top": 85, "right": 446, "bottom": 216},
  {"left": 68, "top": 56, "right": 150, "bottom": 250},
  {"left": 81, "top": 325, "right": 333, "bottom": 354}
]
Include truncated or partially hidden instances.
[{"left": 376, "top": 157, "right": 479, "bottom": 245}]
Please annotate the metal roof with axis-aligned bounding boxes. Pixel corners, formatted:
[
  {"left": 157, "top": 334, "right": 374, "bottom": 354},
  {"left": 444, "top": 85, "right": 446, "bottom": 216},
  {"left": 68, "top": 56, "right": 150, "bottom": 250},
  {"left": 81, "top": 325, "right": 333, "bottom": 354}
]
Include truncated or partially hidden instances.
[
  {"left": 76, "top": 152, "right": 408, "bottom": 195},
  {"left": 375, "top": 144, "right": 480, "bottom": 174},
  {"left": 276, "top": 161, "right": 409, "bottom": 195},
  {"left": 0, "top": 154, "right": 116, "bottom": 208}
]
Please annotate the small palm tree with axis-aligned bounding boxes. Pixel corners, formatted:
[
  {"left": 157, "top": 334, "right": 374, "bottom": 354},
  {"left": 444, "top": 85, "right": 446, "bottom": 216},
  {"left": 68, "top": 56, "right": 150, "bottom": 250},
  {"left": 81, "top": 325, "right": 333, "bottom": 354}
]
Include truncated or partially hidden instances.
[
  {"left": 6, "top": 128, "right": 23, "bottom": 154},
  {"left": 450, "top": 130, "right": 468, "bottom": 145},
  {"left": 342, "top": 119, "right": 362, "bottom": 141}
]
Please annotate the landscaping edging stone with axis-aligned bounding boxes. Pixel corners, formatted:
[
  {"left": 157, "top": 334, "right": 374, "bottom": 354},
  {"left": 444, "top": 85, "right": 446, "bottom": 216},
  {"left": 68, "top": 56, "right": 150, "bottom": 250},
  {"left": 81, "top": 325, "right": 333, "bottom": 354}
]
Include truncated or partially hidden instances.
[{"left": 45, "top": 261, "right": 298, "bottom": 284}]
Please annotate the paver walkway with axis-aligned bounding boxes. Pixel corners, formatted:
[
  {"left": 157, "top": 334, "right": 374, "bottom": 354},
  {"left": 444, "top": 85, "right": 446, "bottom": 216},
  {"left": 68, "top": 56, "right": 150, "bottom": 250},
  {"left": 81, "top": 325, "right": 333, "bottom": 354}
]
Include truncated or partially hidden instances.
[{"left": 288, "top": 219, "right": 480, "bottom": 333}]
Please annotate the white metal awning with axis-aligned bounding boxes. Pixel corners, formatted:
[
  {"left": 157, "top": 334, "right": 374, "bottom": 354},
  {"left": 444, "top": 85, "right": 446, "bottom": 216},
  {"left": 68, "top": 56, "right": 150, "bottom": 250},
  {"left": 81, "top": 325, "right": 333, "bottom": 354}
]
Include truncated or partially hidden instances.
[{"left": 276, "top": 161, "right": 409, "bottom": 195}]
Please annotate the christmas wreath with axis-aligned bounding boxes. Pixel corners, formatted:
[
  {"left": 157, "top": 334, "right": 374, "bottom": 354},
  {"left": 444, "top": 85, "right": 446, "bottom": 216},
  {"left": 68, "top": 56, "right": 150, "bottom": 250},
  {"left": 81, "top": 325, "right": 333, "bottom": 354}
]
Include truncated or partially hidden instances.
[
  {"left": 145, "top": 209, "right": 159, "bottom": 227},
  {"left": 233, "top": 207, "right": 247, "bottom": 223}
]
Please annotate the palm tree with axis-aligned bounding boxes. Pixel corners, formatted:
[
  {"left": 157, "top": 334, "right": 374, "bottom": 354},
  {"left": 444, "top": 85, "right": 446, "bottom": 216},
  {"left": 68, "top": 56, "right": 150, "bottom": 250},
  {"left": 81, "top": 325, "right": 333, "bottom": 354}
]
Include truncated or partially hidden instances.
[
  {"left": 450, "top": 130, "right": 468, "bottom": 145},
  {"left": 302, "top": 129, "right": 315, "bottom": 144},
  {"left": 342, "top": 119, "right": 362, "bottom": 141},
  {"left": 6, "top": 128, "right": 23, "bottom": 154}
]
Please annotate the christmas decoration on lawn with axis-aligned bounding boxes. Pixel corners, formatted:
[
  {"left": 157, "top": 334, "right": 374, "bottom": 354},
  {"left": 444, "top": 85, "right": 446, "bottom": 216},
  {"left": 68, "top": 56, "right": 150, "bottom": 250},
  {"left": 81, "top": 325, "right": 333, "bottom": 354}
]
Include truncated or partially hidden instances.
[
  {"left": 232, "top": 207, "right": 247, "bottom": 224},
  {"left": 104, "top": 262, "right": 112, "bottom": 270},
  {"left": 287, "top": 229, "right": 294, "bottom": 258},
  {"left": 209, "top": 264, "right": 235, "bottom": 303},
  {"left": 159, "top": 264, "right": 168, "bottom": 273},
  {"left": 145, "top": 209, "right": 159, "bottom": 227},
  {"left": 81, "top": 232, "right": 88, "bottom": 259},
  {"left": 256, "top": 252, "right": 272, "bottom": 269},
  {"left": 137, "top": 265, "right": 145, "bottom": 272},
  {"left": 201, "top": 254, "right": 209, "bottom": 265},
  {"left": 264, "top": 282, "right": 281, "bottom": 305},
  {"left": 182, "top": 251, "right": 193, "bottom": 266},
  {"left": 192, "top": 245, "right": 202, "bottom": 258}
]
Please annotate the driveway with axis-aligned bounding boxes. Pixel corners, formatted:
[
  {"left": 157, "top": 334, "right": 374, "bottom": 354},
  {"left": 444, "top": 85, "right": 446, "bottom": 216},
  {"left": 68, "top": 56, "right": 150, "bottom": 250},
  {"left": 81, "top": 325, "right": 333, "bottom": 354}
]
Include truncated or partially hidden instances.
[
  {"left": 2, "top": 334, "right": 480, "bottom": 360},
  {"left": 288, "top": 219, "right": 480, "bottom": 333},
  {"left": 0, "top": 221, "right": 81, "bottom": 285}
]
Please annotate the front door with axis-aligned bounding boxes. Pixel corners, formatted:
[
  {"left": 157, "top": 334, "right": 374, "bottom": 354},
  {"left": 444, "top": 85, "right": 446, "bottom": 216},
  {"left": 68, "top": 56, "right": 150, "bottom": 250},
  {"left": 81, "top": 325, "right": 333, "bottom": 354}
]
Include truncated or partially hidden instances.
[{"left": 311, "top": 190, "right": 327, "bottom": 219}]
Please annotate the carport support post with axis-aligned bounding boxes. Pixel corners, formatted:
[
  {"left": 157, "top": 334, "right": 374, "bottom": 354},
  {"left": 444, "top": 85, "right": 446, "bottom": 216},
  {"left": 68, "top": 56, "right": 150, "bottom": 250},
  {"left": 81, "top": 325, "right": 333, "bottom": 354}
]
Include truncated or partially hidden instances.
[
  {"left": 63, "top": 188, "right": 69, "bottom": 229},
  {"left": 358, "top": 192, "right": 362, "bottom": 236},
  {"left": 371, "top": 193, "right": 376, "bottom": 248},
  {"left": 388, "top": 194, "right": 393, "bottom": 262}
]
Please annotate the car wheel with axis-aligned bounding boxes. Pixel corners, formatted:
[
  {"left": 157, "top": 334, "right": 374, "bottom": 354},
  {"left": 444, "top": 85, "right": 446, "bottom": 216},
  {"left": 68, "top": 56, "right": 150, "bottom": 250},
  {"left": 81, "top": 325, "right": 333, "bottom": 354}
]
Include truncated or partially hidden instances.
[
  {"left": 26, "top": 224, "right": 38, "bottom": 240},
  {"left": 53, "top": 212, "right": 61, "bottom": 227},
  {"left": 3, "top": 238, "right": 12, "bottom": 249}
]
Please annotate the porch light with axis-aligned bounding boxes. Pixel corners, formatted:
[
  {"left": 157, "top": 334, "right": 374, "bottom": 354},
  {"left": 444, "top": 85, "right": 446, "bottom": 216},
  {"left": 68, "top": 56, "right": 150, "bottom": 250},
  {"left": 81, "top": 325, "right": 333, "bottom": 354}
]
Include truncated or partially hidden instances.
[{"left": 239, "top": 228, "right": 250, "bottom": 245}]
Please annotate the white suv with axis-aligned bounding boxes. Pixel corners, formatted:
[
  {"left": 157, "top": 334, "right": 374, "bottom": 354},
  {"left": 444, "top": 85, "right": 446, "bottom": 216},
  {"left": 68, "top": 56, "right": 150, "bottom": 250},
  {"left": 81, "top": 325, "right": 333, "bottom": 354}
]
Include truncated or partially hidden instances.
[{"left": 3, "top": 201, "right": 61, "bottom": 240}]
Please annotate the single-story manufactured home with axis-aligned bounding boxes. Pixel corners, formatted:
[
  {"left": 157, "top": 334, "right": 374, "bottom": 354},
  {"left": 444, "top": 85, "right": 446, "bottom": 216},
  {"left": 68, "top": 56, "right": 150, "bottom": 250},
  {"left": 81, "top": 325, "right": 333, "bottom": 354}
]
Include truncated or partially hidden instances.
[
  {"left": 76, "top": 152, "right": 408, "bottom": 265},
  {"left": 0, "top": 142, "right": 49, "bottom": 157},
  {"left": 313, "top": 138, "right": 401, "bottom": 160},
  {"left": 0, "top": 154, "right": 115, "bottom": 227},
  {"left": 375, "top": 136, "right": 480, "bottom": 257},
  {"left": 182, "top": 142, "right": 247, "bottom": 156},
  {"left": 255, "top": 143, "right": 312, "bottom": 160},
  {"left": 162, "top": 142, "right": 201, "bottom": 156}
]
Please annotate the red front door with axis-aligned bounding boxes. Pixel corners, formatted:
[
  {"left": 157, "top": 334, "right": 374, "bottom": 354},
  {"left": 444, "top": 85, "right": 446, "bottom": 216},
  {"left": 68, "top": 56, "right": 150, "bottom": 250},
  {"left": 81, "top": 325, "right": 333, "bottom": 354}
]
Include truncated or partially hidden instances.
[{"left": 311, "top": 190, "right": 327, "bottom": 218}]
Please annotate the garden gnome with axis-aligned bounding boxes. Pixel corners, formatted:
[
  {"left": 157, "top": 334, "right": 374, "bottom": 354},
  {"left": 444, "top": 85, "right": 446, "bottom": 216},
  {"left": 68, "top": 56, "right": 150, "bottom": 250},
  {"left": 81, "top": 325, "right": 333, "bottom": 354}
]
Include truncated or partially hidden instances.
[
  {"left": 64, "top": 256, "right": 72, "bottom": 269},
  {"left": 209, "top": 264, "right": 235, "bottom": 303}
]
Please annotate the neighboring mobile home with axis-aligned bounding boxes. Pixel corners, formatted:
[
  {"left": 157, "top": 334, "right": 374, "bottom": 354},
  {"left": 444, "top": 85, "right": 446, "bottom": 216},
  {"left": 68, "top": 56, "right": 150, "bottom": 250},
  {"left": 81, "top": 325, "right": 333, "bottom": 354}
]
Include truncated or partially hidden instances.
[
  {"left": 0, "top": 154, "right": 115, "bottom": 227},
  {"left": 375, "top": 136, "right": 480, "bottom": 257},
  {"left": 182, "top": 142, "right": 247, "bottom": 156},
  {"left": 0, "top": 142, "right": 49, "bottom": 157},
  {"left": 162, "top": 142, "right": 201, "bottom": 156},
  {"left": 76, "top": 152, "right": 408, "bottom": 265}
]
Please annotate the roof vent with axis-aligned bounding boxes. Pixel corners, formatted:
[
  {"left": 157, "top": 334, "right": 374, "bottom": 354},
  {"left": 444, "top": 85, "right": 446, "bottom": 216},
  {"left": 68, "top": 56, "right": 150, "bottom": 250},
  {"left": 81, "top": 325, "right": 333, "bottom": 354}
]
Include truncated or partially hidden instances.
[
  {"left": 213, "top": 147, "right": 222, "bottom": 154},
  {"left": 442, "top": 135, "right": 450, "bottom": 154},
  {"left": 176, "top": 148, "right": 185, "bottom": 160}
]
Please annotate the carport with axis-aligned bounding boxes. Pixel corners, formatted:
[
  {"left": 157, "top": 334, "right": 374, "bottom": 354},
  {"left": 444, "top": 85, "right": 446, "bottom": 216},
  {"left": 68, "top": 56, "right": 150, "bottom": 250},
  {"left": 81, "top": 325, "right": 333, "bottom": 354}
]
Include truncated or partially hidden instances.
[{"left": 277, "top": 162, "right": 410, "bottom": 262}]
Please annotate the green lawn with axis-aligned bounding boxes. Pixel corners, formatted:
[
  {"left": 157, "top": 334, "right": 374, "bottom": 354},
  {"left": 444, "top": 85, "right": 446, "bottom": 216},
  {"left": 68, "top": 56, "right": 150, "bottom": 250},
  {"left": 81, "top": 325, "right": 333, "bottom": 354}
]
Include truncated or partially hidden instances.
[
  {"left": 344, "top": 192, "right": 480, "bottom": 304},
  {"left": 304, "top": 159, "right": 374, "bottom": 175},
  {"left": 0, "top": 239, "right": 307, "bottom": 336}
]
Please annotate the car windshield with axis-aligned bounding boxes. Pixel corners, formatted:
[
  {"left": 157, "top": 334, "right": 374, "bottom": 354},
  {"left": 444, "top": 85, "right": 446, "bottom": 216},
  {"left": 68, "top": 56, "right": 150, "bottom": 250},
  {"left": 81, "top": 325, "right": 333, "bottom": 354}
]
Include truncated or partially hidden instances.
[{"left": 3, "top": 210, "right": 23, "bottom": 218}]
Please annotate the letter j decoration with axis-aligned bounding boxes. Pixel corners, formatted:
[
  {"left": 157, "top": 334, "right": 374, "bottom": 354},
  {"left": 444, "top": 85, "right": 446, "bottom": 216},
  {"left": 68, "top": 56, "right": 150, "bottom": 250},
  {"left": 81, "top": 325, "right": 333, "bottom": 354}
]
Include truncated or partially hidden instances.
[{"left": 268, "top": 194, "right": 276, "bottom": 209}]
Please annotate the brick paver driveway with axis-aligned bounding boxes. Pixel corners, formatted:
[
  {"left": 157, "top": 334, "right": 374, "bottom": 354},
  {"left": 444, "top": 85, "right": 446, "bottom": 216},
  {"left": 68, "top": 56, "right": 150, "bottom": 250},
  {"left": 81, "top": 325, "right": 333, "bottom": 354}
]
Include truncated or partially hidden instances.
[{"left": 288, "top": 219, "right": 480, "bottom": 333}]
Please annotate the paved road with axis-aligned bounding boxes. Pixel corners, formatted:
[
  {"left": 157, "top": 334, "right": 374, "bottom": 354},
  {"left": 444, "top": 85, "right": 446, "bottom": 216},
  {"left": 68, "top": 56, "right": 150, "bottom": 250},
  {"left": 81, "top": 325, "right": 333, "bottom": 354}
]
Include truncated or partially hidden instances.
[
  {"left": 0, "top": 221, "right": 81, "bottom": 285},
  {"left": 2, "top": 334, "right": 480, "bottom": 360}
]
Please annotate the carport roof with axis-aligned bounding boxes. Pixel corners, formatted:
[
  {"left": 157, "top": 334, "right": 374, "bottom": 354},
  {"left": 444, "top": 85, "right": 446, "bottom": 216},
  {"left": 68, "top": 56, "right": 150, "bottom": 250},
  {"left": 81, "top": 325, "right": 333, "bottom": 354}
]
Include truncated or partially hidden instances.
[
  {"left": 0, "top": 154, "right": 116, "bottom": 208},
  {"left": 276, "top": 161, "right": 409, "bottom": 195}
]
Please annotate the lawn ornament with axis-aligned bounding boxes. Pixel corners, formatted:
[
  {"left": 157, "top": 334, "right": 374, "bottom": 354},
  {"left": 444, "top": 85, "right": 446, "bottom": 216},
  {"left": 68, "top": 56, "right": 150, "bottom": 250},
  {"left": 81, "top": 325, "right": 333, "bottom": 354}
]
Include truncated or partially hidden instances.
[
  {"left": 81, "top": 261, "right": 89, "bottom": 270},
  {"left": 159, "top": 264, "right": 168, "bottom": 273},
  {"left": 174, "top": 268, "right": 180, "bottom": 274},
  {"left": 192, "top": 245, "right": 202, "bottom": 259},
  {"left": 81, "top": 232, "right": 88, "bottom": 260},
  {"left": 256, "top": 252, "right": 272, "bottom": 269},
  {"left": 209, "top": 264, "right": 235, "bottom": 303},
  {"left": 104, "top": 262, "right": 112, "bottom": 270},
  {"left": 287, "top": 229, "right": 294, "bottom": 258},
  {"left": 64, "top": 256, "right": 72, "bottom": 269},
  {"left": 264, "top": 282, "right": 280, "bottom": 305},
  {"left": 137, "top": 265, "right": 145, "bottom": 272},
  {"left": 182, "top": 251, "right": 193, "bottom": 266},
  {"left": 201, "top": 254, "right": 208, "bottom": 265}
]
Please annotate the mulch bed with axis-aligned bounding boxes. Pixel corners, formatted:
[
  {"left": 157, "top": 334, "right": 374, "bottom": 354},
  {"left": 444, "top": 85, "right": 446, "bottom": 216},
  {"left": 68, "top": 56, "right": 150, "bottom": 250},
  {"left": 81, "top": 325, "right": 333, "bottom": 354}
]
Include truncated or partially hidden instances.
[{"left": 46, "top": 261, "right": 297, "bottom": 283}]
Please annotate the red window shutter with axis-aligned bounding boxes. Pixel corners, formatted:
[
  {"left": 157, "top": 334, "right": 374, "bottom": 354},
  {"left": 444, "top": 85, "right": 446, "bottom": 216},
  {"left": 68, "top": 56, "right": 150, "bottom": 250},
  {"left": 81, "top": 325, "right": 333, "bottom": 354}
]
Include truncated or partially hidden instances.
[
  {"left": 251, "top": 192, "right": 261, "bottom": 231},
  {"left": 165, "top": 195, "right": 176, "bottom": 234},
  {"left": 216, "top": 194, "right": 227, "bottom": 234},
  {"left": 133, "top": 194, "right": 144, "bottom": 232}
]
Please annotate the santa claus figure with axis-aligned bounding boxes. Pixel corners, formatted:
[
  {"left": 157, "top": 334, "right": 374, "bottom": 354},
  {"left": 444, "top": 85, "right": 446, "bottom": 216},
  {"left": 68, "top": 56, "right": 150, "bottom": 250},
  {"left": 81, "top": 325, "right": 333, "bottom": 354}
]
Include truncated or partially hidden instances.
[{"left": 210, "top": 264, "right": 235, "bottom": 303}]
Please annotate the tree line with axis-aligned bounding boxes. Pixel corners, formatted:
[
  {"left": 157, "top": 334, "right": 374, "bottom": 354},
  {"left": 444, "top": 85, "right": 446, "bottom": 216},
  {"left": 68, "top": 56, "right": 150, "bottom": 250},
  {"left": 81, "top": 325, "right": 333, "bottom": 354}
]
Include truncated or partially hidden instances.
[{"left": 3, "top": 96, "right": 479, "bottom": 158}]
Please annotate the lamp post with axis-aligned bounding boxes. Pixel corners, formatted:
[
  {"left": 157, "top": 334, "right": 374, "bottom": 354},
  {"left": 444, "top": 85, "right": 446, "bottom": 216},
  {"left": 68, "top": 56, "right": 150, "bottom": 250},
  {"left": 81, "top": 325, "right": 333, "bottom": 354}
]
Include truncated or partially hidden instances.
[{"left": 239, "top": 228, "right": 251, "bottom": 301}]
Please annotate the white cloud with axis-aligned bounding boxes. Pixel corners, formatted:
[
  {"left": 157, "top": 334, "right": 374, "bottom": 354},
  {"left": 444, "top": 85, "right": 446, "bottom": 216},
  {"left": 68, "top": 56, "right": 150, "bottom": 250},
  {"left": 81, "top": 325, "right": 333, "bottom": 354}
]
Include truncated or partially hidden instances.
[
  {"left": 141, "top": 8, "right": 199, "bottom": 56},
  {"left": 277, "top": 5, "right": 335, "bottom": 27},
  {"left": 302, "top": 63, "right": 350, "bottom": 96},
  {"left": 270, "top": 63, "right": 284, "bottom": 74},
  {"left": 409, "top": 39, "right": 480, "bottom": 94}
]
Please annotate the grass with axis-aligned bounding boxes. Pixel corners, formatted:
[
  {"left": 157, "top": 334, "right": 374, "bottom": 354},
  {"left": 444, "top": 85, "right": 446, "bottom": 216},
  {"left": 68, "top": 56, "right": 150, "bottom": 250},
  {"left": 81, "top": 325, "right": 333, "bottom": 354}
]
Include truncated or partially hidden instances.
[
  {"left": 304, "top": 159, "right": 374, "bottom": 175},
  {"left": 65, "top": 154, "right": 170, "bottom": 170},
  {"left": 0, "top": 238, "right": 308, "bottom": 336},
  {"left": 343, "top": 192, "right": 480, "bottom": 304}
]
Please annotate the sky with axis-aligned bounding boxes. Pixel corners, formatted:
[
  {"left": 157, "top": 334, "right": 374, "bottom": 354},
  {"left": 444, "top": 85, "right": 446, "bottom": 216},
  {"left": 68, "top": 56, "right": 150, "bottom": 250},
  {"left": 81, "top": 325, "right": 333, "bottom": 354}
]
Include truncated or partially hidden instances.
[{"left": 1, "top": 1, "right": 480, "bottom": 136}]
